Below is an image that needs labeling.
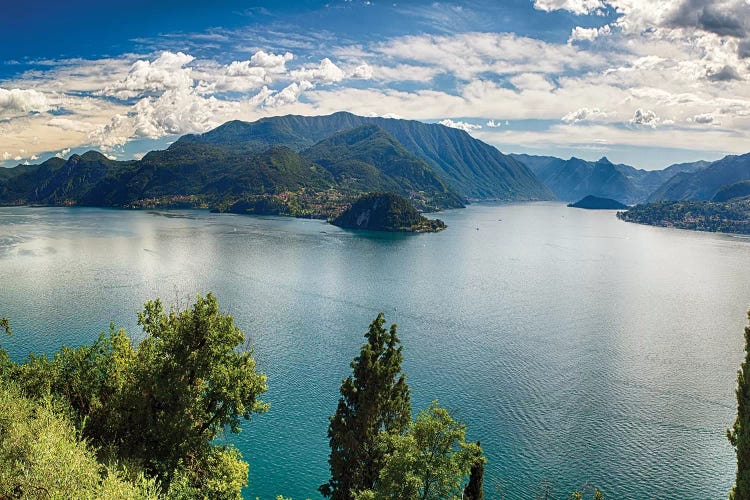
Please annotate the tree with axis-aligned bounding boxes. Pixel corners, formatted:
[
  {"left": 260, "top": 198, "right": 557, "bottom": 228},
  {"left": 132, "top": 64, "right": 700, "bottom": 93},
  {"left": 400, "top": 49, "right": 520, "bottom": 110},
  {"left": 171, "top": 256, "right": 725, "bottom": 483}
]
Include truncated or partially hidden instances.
[
  {"left": 366, "top": 401, "right": 483, "bottom": 500},
  {"left": 9, "top": 293, "right": 268, "bottom": 498},
  {"left": 729, "top": 310, "right": 750, "bottom": 500},
  {"left": 320, "top": 313, "right": 411, "bottom": 500},
  {"left": 463, "top": 441, "right": 484, "bottom": 500},
  {"left": 0, "top": 382, "right": 161, "bottom": 499},
  {"left": 0, "top": 317, "right": 10, "bottom": 336},
  {"left": 125, "top": 293, "right": 269, "bottom": 490}
]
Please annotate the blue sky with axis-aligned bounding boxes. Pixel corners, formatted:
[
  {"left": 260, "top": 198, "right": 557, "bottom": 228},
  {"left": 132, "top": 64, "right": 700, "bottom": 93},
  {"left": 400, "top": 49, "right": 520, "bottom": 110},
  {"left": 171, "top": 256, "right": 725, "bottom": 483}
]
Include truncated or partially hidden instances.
[{"left": 1, "top": 0, "right": 748, "bottom": 169}]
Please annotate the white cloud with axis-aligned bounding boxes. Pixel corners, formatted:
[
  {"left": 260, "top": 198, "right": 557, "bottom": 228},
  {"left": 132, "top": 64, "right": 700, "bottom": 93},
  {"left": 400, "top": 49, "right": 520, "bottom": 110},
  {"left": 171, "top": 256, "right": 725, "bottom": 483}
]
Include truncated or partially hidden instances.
[
  {"left": 48, "top": 117, "right": 97, "bottom": 133},
  {"left": 629, "top": 108, "right": 660, "bottom": 128},
  {"left": 486, "top": 120, "right": 503, "bottom": 127},
  {"left": 366, "top": 64, "right": 439, "bottom": 82},
  {"left": 562, "top": 107, "right": 609, "bottom": 123},
  {"left": 533, "top": 0, "right": 606, "bottom": 15},
  {"left": 691, "top": 113, "right": 715, "bottom": 124},
  {"left": 438, "top": 119, "right": 482, "bottom": 132},
  {"left": 103, "top": 51, "right": 195, "bottom": 99},
  {"left": 208, "top": 51, "right": 295, "bottom": 92},
  {"left": 290, "top": 58, "right": 345, "bottom": 84},
  {"left": 249, "top": 50, "right": 293, "bottom": 69},
  {"left": 264, "top": 80, "right": 315, "bottom": 107},
  {"left": 349, "top": 63, "right": 373, "bottom": 79},
  {"left": 372, "top": 32, "right": 605, "bottom": 80},
  {"left": 56, "top": 148, "right": 71, "bottom": 158},
  {"left": 568, "top": 24, "right": 612, "bottom": 43},
  {"left": 0, "top": 88, "right": 51, "bottom": 116}
]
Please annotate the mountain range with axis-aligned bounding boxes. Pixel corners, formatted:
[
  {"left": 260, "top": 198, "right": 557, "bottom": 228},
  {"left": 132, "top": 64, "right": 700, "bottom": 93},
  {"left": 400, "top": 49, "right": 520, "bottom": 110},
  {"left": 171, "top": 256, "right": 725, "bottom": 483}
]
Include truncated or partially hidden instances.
[
  {"left": 512, "top": 154, "right": 711, "bottom": 205},
  {"left": 4, "top": 111, "right": 750, "bottom": 216},
  {"left": 0, "top": 112, "right": 551, "bottom": 213}
]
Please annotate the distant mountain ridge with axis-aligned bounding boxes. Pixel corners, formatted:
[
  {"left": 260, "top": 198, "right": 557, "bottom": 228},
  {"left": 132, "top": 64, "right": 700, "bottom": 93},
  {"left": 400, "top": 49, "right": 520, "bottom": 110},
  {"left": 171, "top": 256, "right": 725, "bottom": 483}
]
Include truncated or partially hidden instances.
[
  {"left": 647, "top": 153, "right": 750, "bottom": 202},
  {"left": 512, "top": 153, "right": 712, "bottom": 204}
]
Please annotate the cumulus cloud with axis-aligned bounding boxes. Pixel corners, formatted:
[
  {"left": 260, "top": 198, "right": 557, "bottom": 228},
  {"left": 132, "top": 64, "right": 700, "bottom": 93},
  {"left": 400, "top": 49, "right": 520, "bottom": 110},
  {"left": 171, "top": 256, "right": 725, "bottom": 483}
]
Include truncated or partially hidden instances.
[
  {"left": 349, "top": 63, "right": 373, "bottom": 79},
  {"left": 249, "top": 50, "right": 294, "bottom": 69},
  {"left": 290, "top": 58, "right": 345, "bottom": 84},
  {"left": 568, "top": 24, "right": 611, "bottom": 43},
  {"left": 92, "top": 86, "right": 242, "bottom": 148},
  {"left": 533, "top": 0, "right": 606, "bottom": 15},
  {"left": 438, "top": 119, "right": 482, "bottom": 132},
  {"left": 486, "top": 120, "right": 503, "bottom": 127},
  {"left": 264, "top": 81, "right": 315, "bottom": 107},
  {"left": 562, "top": 107, "right": 608, "bottom": 123},
  {"left": 629, "top": 108, "right": 660, "bottom": 128},
  {"left": 691, "top": 113, "right": 715, "bottom": 124},
  {"left": 209, "top": 51, "right": 294, "bottom": 92},
  {"left": 103, "top": 51, "right": 195, "bottom": 99},
  {"left": 0, "top": 88, "right": 51, "bottom": 115}
]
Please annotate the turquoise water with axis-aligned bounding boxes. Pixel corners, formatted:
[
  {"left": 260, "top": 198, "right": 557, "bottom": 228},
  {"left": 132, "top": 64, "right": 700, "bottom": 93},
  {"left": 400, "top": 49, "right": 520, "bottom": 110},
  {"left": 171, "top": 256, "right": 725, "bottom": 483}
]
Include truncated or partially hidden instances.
[{"left": 0, "top": 203, "right": 747, "bottom": 499}]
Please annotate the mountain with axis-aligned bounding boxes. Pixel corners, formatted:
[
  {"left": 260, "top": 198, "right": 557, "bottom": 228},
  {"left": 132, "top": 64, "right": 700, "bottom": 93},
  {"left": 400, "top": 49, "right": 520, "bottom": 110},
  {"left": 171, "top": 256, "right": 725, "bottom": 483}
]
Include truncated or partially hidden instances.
[
  {"left": 300, "top": 125, "right": 463, "bottom": 209},
  {"left": 179, "top": 112, "right": 551, "bottom": 200},
  {"left": 513, "top": 154, "right": 712, "bottom": 204},
  {"left": 713, "top": 180, "right": 750, "bottom": 202},
  {"left": 648, "top": 153, "right": 750, "bottom": 202},
  {"left": 512, "top": 155, "right": 640, "bottom": 203},
  {"left": 0, "top": 153, "right": 135, "bottom": 205},
  {"left": 331, "top": 192, "right": 445, "bottom": 232},
  {"left": 0, "top": 145, "right": 337, "bottom": 207},
  {"left": 568, "top": 195, "right": 628, "bottom": 210}
]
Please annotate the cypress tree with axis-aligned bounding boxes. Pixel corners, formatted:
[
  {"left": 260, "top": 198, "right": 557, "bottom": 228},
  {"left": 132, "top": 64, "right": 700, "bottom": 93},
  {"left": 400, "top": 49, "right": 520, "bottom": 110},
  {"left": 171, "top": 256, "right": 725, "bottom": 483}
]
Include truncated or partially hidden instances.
[
  {"left": 320, "top": 313, "right": 411, "bottom": 500},
  {"left": 729, "top": 310, "right": 750, "bottom": 500},
  {"left": 464, "top": 441, "right": 485, "bottom": 500}
]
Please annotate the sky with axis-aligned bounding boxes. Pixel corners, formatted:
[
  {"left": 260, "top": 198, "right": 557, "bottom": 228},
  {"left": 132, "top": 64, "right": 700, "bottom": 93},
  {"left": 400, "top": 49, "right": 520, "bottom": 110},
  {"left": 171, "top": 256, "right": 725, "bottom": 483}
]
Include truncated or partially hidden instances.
[{"left": 1, "top": 0, "right": 749, "bottom": 170}]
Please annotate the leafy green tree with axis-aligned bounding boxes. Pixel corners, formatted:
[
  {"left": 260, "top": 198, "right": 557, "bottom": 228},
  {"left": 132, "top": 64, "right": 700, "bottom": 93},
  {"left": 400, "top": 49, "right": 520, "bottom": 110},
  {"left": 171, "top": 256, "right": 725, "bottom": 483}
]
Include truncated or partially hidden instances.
[
  {"left": 124, "top": 293, "right": 269, "bottom": 489},
  {"left": 0, "top": 382, "right": 161, "bottom": 499},
  {"left": 463, "top": 441, "right": 485, "bottom": 500},
  {"left": 9, "top": 293, "right": 267, "bottom": 498},
  {"left": 729, "top": 310, "right": 750, "bottom": 500},
  {"left": 0, "top": 317, "right": 10, "bottom": 336},
  {"left": 321, "top": 313, "right": 411, "bottom": 500},
  {"left": 364, "top": 401, "right": 482, "bottom": 500}
]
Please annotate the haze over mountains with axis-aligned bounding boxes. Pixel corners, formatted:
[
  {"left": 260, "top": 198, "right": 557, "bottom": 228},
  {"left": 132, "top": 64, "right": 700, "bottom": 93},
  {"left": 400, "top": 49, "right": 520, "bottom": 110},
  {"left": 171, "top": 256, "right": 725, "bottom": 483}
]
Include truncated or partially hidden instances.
[{"left": 513, "top": 154, "right": 713, "bottom": 205}]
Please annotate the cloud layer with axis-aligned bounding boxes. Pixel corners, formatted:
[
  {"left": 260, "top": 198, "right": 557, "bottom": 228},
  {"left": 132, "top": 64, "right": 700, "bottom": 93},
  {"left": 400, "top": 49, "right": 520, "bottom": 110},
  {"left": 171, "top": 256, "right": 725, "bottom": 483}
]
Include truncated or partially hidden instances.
[{"left": 2, "top": 1, "right": 750, "bottom": 168}]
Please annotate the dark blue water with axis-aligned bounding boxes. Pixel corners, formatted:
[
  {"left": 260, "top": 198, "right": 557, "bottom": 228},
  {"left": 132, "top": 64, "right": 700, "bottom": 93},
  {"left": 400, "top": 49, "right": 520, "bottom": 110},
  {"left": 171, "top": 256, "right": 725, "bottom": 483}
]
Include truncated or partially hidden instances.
[{"left": 0, "top": 203, "right": 746, "bottom": 499}]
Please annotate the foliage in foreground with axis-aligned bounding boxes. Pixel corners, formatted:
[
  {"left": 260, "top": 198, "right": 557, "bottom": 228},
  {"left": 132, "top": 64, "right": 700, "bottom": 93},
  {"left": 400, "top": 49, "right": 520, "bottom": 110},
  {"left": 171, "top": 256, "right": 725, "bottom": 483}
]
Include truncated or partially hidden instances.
[
  {"left": 321, "top": 313, "right": 412, "bottom": 499},
  {"left": 729, "top": 310, "right": 750, "bottom": 500},
  {"left": 322, "top": 313, "right": 486, "bottom": 500},
  {"left": 0, "top": 382, "right": 160, "bottom": 499},
  {"left": 1, "top": 293, "right": 267, "bottom": 499},
  {"left": 358, "top": 401, "right": 483, "bottom": 500}
]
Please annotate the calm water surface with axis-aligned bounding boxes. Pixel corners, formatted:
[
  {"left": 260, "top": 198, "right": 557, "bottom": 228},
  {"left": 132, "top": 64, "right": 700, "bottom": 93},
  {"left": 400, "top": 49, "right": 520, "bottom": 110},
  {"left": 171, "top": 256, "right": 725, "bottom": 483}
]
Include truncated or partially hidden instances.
[{"left": 0, "top": 203, "right": 747, "bottom": 499}]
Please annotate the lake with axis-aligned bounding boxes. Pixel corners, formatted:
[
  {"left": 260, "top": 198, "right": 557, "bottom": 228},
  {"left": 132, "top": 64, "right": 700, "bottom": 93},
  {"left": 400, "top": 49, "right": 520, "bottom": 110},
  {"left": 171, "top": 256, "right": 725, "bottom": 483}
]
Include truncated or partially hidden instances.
[{"left": 0, "top": 202, "right": 746, "bottom": 499}]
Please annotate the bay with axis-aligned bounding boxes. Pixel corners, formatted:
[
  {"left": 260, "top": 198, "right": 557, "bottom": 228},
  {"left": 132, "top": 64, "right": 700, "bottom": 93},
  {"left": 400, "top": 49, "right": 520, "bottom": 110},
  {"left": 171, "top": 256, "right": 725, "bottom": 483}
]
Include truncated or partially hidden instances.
[{"left": 0, "top": 202, "right": 745, "bottom": 499}]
